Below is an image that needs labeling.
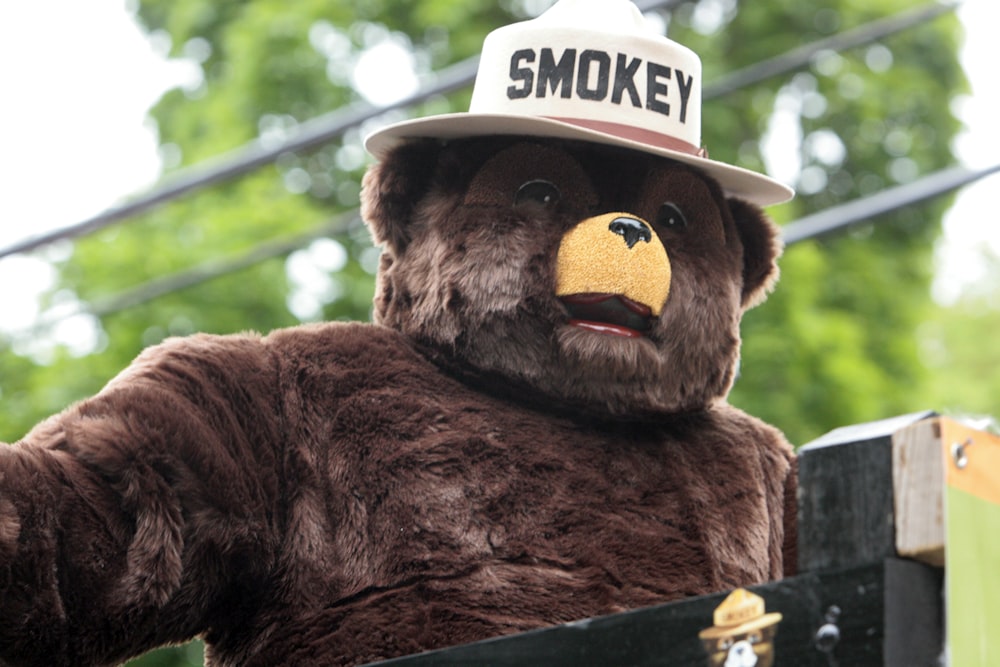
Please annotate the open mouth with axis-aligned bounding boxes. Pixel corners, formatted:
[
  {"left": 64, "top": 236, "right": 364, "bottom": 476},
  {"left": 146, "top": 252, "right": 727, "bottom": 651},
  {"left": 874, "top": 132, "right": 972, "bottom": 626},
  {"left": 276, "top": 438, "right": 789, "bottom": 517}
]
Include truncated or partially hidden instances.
[{"left": 559, "top": 293, "right": 654, "bottom": 338}]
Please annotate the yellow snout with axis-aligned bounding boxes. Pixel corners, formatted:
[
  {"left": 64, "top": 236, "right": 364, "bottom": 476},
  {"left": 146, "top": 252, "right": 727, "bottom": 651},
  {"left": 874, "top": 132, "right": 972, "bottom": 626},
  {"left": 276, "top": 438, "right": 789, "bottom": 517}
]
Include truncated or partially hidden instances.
[{"left": 555, "top": 212, "right": 671, "bottom": 316}]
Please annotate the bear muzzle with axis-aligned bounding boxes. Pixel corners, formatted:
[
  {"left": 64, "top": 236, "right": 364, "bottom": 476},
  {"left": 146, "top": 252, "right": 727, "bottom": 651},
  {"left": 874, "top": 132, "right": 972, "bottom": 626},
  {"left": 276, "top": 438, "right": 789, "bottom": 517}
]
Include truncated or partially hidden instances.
[{"left": 555, "top": 212, "right": 672, "bottom": 338}]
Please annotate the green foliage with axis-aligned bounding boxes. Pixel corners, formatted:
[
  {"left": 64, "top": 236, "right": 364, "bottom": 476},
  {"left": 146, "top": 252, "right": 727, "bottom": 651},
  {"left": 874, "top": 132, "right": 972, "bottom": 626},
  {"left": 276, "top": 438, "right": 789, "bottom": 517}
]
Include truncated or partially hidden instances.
[
  {"left": 127, "top": 640, "right": 204, "bottom": 667},
  {"left": 919, "top": 247, "right": 1000, "bottom": 424},
  {"left": 696, "top": 0, "right": 966, "bottom": 445},
  {"left": 0, "top": 0, "right": 980, "bottom": 664}
]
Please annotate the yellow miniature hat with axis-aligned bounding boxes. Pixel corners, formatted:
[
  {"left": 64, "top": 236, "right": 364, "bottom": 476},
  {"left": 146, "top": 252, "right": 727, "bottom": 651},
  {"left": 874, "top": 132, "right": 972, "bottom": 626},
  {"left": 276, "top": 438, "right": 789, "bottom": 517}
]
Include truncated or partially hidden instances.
[{"left": 698, "top": 588, "right": 783, "bottom": 640}]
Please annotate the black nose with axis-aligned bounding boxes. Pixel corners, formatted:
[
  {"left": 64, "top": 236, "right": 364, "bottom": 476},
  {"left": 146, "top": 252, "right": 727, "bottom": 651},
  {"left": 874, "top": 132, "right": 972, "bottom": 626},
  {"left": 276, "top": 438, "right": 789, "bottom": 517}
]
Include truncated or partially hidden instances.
[{"left": 609, "top": 217, "right": 652, "bottom": 249}]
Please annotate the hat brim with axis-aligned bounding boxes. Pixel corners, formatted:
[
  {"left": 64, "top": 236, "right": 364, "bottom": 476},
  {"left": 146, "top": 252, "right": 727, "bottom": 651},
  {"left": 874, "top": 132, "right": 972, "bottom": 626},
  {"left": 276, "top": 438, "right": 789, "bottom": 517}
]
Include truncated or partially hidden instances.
[
  {"left": 365, "top": 113, "right": 794, "bottom": 207},
  {"left": 698, "top": 612, "right": 784, "bottom": 640}
]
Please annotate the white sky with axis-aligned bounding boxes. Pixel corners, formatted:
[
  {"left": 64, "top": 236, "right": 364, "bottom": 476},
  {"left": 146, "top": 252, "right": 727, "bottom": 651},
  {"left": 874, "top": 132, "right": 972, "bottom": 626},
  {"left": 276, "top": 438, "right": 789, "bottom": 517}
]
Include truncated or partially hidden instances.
[{"left": 0, "top": 0, "right": 997, "bottom": 345}]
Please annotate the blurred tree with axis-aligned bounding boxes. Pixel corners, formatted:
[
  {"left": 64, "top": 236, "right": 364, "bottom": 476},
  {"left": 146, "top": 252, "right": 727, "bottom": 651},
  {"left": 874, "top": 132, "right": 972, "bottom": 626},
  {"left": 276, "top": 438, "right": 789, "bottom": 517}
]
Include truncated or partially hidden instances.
[
  {"left": 919, "top": 246, "right": 1000, "bottom": 424},
  {"left": 0, "top": 0, "right": 968, "bottom": 664},
  {"left": 705, "top": 1, "right": 966, "bottom": 443}
]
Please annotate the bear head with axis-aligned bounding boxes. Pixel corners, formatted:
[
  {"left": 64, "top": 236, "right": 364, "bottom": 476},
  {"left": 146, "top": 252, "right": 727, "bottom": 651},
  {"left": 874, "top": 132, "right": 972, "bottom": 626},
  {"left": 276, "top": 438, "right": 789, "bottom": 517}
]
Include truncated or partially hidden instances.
[{"left": 361, "top": 137, "right": 781, "bottom": 419}]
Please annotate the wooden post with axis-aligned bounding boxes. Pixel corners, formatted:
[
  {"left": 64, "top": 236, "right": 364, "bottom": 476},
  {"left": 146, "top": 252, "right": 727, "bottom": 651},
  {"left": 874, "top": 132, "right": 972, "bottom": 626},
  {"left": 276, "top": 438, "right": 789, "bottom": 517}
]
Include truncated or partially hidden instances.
[{"left": 796, "top": 410, "right": 936, "bottom": 572}]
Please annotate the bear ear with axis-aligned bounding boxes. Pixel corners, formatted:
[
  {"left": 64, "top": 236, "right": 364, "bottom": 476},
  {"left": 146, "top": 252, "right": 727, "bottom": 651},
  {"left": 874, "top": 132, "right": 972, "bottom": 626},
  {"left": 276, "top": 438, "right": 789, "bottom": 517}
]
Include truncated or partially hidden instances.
[
  {"left": 360, "top": 139, "right": 443, "bottom": 254},
  {"left": 728, "top": 197, "right": 784, "bottom": 309}
]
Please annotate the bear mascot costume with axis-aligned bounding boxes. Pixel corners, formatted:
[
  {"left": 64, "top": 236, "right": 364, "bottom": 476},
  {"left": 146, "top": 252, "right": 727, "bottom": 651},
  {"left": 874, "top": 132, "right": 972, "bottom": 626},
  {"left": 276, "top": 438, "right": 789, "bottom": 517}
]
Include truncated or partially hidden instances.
[{"left": 0, "top": 1, "right": 797, "bottom": 665}]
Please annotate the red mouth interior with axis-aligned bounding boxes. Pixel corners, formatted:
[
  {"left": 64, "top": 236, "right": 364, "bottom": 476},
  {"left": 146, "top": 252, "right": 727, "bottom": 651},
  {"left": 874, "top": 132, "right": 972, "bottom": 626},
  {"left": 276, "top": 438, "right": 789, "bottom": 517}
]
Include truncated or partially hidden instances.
[{"left": 559, "top": 294, "right": 653, "bottom": 338}]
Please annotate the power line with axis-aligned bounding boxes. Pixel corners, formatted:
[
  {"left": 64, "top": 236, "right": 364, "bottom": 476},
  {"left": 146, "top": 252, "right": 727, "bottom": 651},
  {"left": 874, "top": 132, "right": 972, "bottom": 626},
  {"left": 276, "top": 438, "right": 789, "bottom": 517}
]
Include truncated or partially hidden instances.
[
  {"left": 7, "top": 213, "right": 361, "bottom": 336},
  {"left": 704, "top": 0, "right": 960, "bottom": 99},
  {"left": 0, "top": 58, "right": 478, "bottom": 261},
  {"left": 88, "top": 214, "right": 363, "bottom": 317},
  {"left": 0, "top": 0, "right": 956, "bottom": 261},
  {"left": 7, "top": 161, "right": 996, "bottom": 342},
  {"left": 780, "top": 162, "right": 1000, "bottom": 245}
]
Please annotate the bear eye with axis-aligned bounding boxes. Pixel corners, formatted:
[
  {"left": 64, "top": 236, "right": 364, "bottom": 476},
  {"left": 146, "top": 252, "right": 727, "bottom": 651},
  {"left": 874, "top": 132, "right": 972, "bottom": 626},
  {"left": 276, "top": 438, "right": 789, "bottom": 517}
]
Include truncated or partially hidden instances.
[
  {"left": 514, "top": 180, "right": 561, "bottom": 211},
  {"left": 655, "top": 202, "right": 687, "bottom": 230}
]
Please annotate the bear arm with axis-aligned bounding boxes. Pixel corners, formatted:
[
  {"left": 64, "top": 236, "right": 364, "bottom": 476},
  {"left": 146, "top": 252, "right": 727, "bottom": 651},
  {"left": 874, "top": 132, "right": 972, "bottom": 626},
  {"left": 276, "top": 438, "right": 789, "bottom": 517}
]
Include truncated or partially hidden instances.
[
  {"left": 0, "top": 333, "right": 284, "bottom": 667},
  {"left": 750, "top": 418, "right": 797, "bottom": 583}
]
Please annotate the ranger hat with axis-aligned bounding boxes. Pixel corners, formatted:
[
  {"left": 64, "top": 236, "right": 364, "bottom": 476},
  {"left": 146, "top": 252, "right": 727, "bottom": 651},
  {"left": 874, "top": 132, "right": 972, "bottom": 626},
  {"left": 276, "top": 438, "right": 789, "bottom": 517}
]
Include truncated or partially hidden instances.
[
  {"left": 365, "top": 0, "right": 794, "bottom": 206},
  {"left": 698, "top": 588, "right": 783, "bottom": 640}
]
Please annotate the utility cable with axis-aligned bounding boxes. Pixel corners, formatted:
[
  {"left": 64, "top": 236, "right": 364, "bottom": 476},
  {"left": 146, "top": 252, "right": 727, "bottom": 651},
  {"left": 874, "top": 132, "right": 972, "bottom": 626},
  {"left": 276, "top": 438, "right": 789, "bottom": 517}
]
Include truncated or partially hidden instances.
[
  {"left": 780, "top": 162, "right": 1000, "bottom": 245},
  {"left": 6, "top": 161, "right": 997, "bottom": 342},
  {"left": 704, "top": 0, "right": 960, "bottom": 99}
]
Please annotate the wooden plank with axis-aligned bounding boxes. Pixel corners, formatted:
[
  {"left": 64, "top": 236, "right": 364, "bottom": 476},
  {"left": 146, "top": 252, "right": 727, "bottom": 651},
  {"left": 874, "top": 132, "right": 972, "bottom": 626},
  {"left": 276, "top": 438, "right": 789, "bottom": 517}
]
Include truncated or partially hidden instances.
[
  {"left": 940, "top": 417, "right": 1000, "bottom": 505},
  {"left": 797, "top": 411, "right": 936, "bottom": 572},
  {"left": 365, "top": 559, "right": 945, "bottom": 667},
  {"left": 365, "top": 564, "right": 896, "bottom": 667},
  {"left": 891, "top": 418, "right": 945, "bottom": 566},
  {"left": 884, "top": 557, "right": 944, "bottom": 667}
]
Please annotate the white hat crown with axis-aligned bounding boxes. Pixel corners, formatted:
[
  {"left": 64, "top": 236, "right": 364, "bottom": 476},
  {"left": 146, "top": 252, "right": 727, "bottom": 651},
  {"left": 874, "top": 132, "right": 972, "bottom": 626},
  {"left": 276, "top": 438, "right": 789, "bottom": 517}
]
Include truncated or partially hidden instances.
[
  {"left": 470, "top": 0, "right": 703, "bottom": 157},
  {"left": 365, "top": 0, "right": 793, "bottom": 206}
]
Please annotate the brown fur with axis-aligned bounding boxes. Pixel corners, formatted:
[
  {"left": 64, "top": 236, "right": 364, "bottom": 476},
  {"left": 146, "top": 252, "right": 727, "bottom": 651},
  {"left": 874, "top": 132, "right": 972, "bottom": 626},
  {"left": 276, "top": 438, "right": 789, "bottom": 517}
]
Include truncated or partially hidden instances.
[
  {"left": 364, "top": 138, "right": 782, "bottom": 417},
  {"left": 0, "top": 137, "right": 795, "bottom": 666}
]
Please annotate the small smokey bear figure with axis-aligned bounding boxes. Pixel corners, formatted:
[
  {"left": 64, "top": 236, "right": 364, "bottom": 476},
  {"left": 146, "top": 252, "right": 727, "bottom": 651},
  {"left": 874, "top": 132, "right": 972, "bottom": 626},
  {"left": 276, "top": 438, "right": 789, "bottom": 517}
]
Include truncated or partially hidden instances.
[{"left": 699, "top": 588, "right": 783, "bottom": 667}]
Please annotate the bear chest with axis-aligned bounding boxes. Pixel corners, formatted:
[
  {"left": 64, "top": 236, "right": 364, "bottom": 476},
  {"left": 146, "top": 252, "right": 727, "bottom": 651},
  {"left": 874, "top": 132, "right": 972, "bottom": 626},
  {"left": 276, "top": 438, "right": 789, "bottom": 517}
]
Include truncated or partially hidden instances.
[{"left": 309, "top": 385, "right": 773, "bottom": 617}]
